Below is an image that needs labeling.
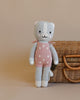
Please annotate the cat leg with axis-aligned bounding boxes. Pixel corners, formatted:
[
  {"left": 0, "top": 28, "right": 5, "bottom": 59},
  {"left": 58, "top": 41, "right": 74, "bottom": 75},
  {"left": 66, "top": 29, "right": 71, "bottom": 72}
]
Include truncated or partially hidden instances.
[
  {"left": 42, "top": 67, "right": 50, "bottom": 87},
  {"left": 35, "top": 66, "right": 42, "bottom": 88}
]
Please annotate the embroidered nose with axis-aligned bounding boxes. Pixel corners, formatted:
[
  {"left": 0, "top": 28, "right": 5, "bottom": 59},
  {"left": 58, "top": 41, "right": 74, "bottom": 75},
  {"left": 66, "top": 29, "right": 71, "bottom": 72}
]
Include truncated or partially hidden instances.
[
  {"left": 42, "top": 35, "right": 47, "bottom": 38},
  {"left": 42, "top": 35, "right": 45, "bottom": 37},
  {"left": 42, "top": 34, "right": 48, "bottom": 37}
]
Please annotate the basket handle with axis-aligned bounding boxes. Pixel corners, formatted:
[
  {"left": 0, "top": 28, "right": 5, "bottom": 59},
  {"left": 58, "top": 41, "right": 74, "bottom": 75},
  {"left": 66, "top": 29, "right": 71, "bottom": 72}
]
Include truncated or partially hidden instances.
[
  {"left": 63, "top": 55, "right": 80, "bottom": 70},
  {"left": 63, "top": 68, "right": 80, "bottom": 83}
]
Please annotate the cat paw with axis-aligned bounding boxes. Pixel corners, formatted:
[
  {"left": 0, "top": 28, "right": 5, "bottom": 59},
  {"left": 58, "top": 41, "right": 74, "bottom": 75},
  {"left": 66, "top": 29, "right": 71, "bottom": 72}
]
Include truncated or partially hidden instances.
[
  {"left": 29, "top": 58, "right": 34, "bottom": 65},
  {"left": 35, "top": 81, "right": 41, "bottom": 88},
  {"left": 41, "top": 81, "right": 48, "bottom": 87}
]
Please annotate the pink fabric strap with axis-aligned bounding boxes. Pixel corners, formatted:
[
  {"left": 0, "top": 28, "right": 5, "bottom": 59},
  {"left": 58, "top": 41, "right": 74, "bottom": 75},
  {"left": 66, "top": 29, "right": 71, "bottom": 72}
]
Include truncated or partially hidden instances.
[{"left": 32, "top": 40, "right": 38, "bottom": 43}]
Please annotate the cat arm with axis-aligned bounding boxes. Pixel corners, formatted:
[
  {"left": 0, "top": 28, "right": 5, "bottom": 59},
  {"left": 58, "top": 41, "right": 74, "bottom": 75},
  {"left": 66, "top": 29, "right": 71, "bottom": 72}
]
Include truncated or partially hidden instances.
[
  {"left": 29, "top": 43, "right": 37, "bottom": 65},
  {"left": 49, "top": 44, "right": 59, "bottom": 65}
]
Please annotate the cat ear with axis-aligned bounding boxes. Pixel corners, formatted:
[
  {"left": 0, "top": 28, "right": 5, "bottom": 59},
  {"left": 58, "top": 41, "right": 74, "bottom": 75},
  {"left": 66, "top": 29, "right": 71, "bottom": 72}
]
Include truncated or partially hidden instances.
[
  {"left": 51, "top": 23, "right": 55, "bottom": 28},
  {"left": 34, "top": 21, "right": 39, "bottom": 25}
]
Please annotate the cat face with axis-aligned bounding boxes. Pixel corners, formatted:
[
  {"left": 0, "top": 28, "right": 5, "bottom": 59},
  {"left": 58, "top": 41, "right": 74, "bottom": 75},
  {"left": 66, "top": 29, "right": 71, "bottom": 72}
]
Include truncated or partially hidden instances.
[{"left": 34, "top": 21, "right": 55, "bottom": 42}]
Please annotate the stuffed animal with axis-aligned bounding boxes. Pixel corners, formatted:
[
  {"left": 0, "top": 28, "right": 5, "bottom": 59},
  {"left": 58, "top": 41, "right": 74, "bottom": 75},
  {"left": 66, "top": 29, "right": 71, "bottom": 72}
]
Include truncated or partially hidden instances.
[{"left": 29, "top": 21, "right": 59, "bottom": 87}]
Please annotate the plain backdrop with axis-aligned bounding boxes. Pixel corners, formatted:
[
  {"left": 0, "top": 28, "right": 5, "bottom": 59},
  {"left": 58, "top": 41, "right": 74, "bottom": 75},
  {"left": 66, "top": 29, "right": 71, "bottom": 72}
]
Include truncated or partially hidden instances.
[{"left": 0, "top": 0, "right": 80, "bottom": 100}]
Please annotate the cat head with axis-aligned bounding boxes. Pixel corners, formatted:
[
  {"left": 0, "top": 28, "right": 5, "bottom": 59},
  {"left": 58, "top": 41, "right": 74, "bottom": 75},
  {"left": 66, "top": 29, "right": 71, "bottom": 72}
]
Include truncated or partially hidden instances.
[{"left": 34, "top": 21, "right": 55, "bottom": 42}]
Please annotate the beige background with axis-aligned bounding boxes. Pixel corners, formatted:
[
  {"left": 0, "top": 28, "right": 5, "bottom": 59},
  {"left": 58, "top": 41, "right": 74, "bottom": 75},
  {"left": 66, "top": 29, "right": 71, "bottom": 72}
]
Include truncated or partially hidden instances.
[{"left": 0, "top": 0, "right": 80, "bottom": 100}]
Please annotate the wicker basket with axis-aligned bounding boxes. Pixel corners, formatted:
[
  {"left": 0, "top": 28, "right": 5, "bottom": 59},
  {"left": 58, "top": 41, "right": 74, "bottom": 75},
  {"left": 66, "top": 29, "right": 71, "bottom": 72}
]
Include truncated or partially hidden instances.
[{"left": 50, "top": 41, "right": 80, "bottom": 83}]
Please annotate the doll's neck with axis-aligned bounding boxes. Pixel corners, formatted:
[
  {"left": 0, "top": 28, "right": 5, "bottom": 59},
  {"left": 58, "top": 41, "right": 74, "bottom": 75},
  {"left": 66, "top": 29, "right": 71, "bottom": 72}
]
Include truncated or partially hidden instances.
[{"left": 39, "top": 41, "right": 48, "bottom": 43}]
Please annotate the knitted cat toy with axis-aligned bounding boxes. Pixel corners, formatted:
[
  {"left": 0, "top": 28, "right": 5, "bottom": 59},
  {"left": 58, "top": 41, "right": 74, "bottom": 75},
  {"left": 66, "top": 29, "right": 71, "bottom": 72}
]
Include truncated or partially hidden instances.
[{"left": 29, "top": 21, "right": 59, "bottom": 88}]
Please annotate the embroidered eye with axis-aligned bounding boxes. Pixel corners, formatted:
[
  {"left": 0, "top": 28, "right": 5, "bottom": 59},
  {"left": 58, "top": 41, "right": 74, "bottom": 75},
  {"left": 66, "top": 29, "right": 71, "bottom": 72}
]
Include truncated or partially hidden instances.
[
  {"left": 49, "top": 31, "right": 52, "bottom": 34},
  {"left": 39, "top": 30, "right": 41, "bottom": 33}
]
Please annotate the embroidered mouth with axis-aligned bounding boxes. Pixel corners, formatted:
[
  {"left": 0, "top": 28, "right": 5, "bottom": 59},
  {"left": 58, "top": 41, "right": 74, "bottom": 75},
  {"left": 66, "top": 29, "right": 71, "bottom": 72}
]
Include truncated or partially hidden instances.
[{"left": 42, "top": 36, "right": 47, "bottom": 38}]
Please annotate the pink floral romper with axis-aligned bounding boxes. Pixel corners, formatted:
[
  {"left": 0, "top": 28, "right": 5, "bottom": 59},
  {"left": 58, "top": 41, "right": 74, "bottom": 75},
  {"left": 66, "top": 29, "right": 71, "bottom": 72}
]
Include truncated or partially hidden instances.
[{"left": 35, "top": 42, "right": 52, "bottom": 67}]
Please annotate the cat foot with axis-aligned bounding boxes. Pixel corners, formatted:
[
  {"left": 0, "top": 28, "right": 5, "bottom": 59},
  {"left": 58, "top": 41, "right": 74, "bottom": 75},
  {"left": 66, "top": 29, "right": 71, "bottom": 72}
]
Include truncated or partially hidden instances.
[
  {"left": 42, "top": 81, "right": 48, "bottom": 87},
  {"left": 35, "top": 81, "right": 41, "bottom": 88}
]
